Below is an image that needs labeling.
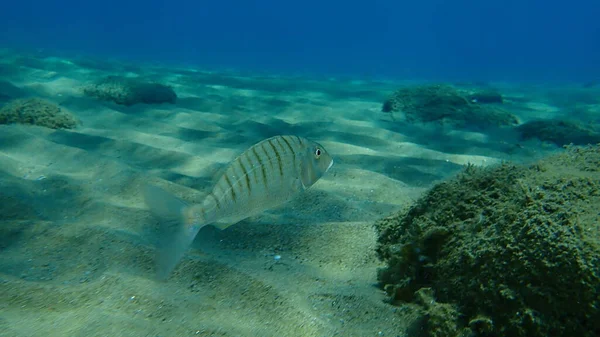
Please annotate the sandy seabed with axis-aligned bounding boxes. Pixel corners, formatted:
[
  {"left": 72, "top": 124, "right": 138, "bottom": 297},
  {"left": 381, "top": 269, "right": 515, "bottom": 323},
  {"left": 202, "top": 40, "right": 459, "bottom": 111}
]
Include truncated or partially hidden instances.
[{"left": 1, "top": 51, "right": 596, "bottom": 337}]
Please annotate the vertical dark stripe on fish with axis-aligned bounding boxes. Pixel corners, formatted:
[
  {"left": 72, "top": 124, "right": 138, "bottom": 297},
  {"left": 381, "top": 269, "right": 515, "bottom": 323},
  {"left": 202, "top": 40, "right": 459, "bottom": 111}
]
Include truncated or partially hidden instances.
[
  {"left": 246, "top": 150, "right": 259, "bottom": 189},
  {"left": 282, "top": 136, "right": 298, "bottom": 171},
  {"left": 208, "top": 193, "right": 221, "bottom": 210},
  {"left": 274, "top": 137, "right": 291, "bottom": 173},
  {"left": 259, "top": 142, "right": 273, "bottom": 170},
  {"left": 267, "top": 138, "right": 283, "bottom": 177},
  {"left": 274, "top": 136, "right": 286, "bottom": 153},
  {"left": 281, "top": 136, "right": 296, "bottom": 155},
  {"left": 238, "top": 155, "right": 252, "bottom": 195},
  {"left": 230, "top": 159, "right": 244, "bottom": 198},
  {"left": 295, "top": 135, "right": 303, "bottom": 146},
  {"left": 259, "top": 142, "right": 276, "bottom": 187},
  {"left": 251, "top": 147, "right": 269, "bottom": 189},
  {"left": 224, "top": 173, "right": 236, "bottom": 202}
]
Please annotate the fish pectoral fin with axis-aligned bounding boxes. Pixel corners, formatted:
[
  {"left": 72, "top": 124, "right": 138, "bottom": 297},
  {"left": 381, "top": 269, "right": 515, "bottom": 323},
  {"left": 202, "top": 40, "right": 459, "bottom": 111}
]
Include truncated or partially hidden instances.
[{"left": 292, "top": 177, "right": 306, "bottom": 192}]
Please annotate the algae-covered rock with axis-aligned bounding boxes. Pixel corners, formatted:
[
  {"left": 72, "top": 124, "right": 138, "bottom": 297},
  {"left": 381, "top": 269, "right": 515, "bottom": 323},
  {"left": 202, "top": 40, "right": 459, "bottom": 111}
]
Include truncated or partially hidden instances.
[
  {"left": 382, "top": 84, "right": 469, "bottom": 116},
  {"left": 83, "top": 76, "right": 177, "bottom": 106},
  {"left": 516, "top": 119, "right": 600, "bottom": 146},
  {"left": 0, "top": 98, "right": 78, "bottom": 129},
  {"left": 382, "top": 84, "right": 516, "bottom": 129},
  {"left": 375, "top": 145, "right": 600, "bottom": 337},
  {"left": 413, "top": 288, "right": 463, "bottom": 337}
]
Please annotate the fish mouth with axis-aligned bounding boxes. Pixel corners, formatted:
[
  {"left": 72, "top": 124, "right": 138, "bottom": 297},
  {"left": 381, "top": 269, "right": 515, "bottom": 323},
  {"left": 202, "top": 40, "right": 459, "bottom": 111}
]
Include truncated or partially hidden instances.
[{"left": 327, "top": 159, "right": 334, "bottom": 171}]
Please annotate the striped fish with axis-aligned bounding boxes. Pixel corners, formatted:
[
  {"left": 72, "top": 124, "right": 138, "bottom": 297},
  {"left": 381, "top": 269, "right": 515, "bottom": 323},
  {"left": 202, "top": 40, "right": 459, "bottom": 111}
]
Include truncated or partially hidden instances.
[{"left": 144, "top": 135, "right": 333, "bottom": 279}]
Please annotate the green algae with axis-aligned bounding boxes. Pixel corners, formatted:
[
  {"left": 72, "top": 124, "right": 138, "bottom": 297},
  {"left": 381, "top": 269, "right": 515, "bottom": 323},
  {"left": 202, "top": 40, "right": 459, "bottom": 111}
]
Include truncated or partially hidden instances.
[
  {"left": 375, "top": 145, "right": 600, "bottom": 337},
  {"left": 0, "top": 97, "right": 78, "bottom": 129}
]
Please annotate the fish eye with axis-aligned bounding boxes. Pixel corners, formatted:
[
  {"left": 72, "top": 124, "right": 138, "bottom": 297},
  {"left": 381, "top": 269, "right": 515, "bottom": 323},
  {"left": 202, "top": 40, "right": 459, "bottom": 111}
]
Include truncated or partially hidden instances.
[{"left": 314, "top": 148, "right": 321, "bottom": 158}]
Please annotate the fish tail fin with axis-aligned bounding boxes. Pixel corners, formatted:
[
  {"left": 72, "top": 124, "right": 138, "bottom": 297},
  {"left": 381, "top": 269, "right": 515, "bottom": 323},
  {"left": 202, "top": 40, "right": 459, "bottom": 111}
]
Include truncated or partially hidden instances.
[{"left": 143, "top": 184, "right": 206, "bottom": 281}]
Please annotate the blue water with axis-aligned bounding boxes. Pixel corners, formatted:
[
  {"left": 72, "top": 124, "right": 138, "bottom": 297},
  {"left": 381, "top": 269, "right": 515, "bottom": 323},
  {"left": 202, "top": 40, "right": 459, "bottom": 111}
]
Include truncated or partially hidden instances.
[{"left": 1, "top": 0, "right": 598, "bottom": 81}]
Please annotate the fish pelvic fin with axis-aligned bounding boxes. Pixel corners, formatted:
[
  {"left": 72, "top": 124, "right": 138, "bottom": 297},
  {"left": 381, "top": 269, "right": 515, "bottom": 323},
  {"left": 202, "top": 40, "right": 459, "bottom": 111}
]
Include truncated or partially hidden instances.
[{"left": 143, "top": 184, "right": 206, "bottom": 281}]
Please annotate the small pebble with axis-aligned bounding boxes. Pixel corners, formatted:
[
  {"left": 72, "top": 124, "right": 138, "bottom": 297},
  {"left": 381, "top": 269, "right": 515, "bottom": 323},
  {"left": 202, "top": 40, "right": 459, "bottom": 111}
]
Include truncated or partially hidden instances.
[{"left": 273, "top": 255, "right": 281, "bottom": 261}]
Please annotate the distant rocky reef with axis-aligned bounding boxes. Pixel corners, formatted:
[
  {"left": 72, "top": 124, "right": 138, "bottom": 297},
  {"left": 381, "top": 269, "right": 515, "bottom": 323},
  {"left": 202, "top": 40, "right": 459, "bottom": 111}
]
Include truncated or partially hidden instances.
[
  {"left": 382, "top": 84, "right": 516, "bottom": 129},
  {"left": 83, "top": 76, "right": 177, "bottom": 106},
  {"left": 516, "top": 119, "right": 600, "bottom": 146},
  {"left": 381, "top": 83, "right": 600, "bottom": 146}
]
